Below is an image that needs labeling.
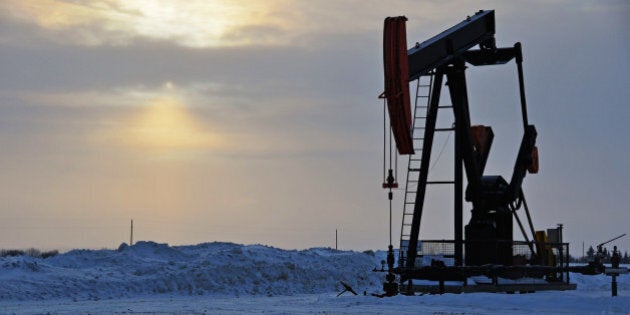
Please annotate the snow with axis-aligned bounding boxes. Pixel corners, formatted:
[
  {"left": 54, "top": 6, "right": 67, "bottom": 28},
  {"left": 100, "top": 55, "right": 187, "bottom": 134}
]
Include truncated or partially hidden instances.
[{"left": 1, "top": 241, "right": 629, "bottom": 314}]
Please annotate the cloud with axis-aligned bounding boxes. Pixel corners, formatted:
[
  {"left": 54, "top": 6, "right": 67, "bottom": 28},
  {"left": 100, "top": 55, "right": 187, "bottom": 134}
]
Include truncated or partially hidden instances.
[
  {"left": 0, "top": 0, "right": 290, "bottom": 47},
  {"left": 0, "top": 0, "right": 478, "bottom": 49},
  {"left": 3, "top": 0, "right": 626, "bottom": 50}
]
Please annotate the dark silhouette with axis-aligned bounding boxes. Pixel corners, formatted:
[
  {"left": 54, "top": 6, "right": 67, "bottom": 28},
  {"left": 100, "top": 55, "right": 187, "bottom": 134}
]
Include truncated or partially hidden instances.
[{"left": 611, "top": 246, "right": 621, "bottom": 269}]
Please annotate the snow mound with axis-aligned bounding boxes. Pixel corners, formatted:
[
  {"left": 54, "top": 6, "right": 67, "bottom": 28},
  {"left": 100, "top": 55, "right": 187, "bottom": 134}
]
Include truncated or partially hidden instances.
[
  {"left": 3, "top": 241, "right": 629, "bottom": 306},
  {"left": 0, "top": 242, "right": 382, "bottom": 301}
]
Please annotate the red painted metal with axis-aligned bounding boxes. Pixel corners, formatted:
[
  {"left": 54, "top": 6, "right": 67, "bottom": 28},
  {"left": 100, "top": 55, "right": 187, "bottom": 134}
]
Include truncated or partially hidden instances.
[
  {"left": 382, "top": 182, "right": 399, "bottom": 189},
  {"left": 383, "top": 16, "right": 414, "bottom": 155}
]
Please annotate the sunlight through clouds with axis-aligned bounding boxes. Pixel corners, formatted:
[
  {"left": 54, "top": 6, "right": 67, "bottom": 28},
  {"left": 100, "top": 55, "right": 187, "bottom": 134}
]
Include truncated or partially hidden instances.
[
  {"left": 88, "top": 83, "right": 224, "bottom": 158},
  {"left": 1, "top": 0, "right": 440, "bottom": 48},
  {"left": 127, "top": 97, "right": 221, "bottom": 150},
  {"left": 3, "top": 0, "right": 290, "bottom": 47}
]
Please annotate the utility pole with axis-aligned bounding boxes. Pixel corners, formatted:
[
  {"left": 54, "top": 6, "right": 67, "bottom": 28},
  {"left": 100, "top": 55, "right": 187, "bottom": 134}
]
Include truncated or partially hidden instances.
[
  {"left": 130, "top": 219, "right": 134, "bottom": 246},
  {"left": 335, "top": 229, "right": 338, "bottom": 250}
]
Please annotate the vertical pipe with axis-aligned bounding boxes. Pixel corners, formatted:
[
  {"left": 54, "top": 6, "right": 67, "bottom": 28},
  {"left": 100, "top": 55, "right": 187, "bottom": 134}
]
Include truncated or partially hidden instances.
[
  {"left": 558, "top": 224, "right": 564, "bottom": 281},
  {"left": 336, "top": 229, "right": 338, "bottom": 250},
  {"left": 566, "top": 241, "right": 570, "bottom": 284},
  {"left": 447, "top": 61, "right": 481, "bottom": 208},
  {"left": 454, "top": 122, "right": 463, "bottom": 266},
  {"left": 130, "top": 219, "right": 134, "bottom": 246},
  {"left": 389, "top": 197, "right": 393, "bottom": 246}
]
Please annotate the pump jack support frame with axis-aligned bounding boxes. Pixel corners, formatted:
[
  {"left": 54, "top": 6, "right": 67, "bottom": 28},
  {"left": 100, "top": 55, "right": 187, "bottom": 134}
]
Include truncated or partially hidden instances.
[
  {"left": 380, "top": 10, "right": 629, "bottom": 295},
  {"left": 387, "top": 11, "right": 545, "bottom": 286}
]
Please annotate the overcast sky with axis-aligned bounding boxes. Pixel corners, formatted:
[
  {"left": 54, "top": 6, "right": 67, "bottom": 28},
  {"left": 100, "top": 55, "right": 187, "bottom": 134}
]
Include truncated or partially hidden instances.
[{"left": 0, "top": 0, "right": 628, "bottom": 256}]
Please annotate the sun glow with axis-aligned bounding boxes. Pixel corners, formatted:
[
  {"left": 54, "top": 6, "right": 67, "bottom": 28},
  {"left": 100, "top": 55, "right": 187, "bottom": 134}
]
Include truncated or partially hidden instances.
[{"left": 124, "top": 97, "right": 221, "bottom": 152}]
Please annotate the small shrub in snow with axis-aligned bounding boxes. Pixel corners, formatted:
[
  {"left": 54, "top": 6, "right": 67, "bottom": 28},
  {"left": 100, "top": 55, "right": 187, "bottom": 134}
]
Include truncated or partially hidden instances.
[
  {"left": 25, "top": 248, "right": 41, "bottom": 258},
  {"left": 0, "top": 249, "right": 25, "bottom": 257},
  {"left": 0, "top": 248, "right": 59, "bottom": 258},
  {"left": 41, "top": 250, "right": 59, "bottom": 259}
]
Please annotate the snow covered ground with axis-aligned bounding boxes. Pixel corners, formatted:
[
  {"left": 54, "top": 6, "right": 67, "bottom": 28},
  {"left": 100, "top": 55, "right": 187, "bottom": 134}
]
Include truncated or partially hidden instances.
[{"left": 1, "top": 241, "right": 629, "bottom": 314}]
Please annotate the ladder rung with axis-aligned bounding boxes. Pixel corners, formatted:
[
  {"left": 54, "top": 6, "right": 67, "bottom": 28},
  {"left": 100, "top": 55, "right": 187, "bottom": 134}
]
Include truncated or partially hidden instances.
[
  {"left": 435, "top": 128, "right": 455, "bottom": 132},
  {"left": 427, "top": 181, "right": 455, "bottom": 184},
  {"left": 408, "top": 168, "right": 420, "bottom": 172},
  {"left": 412, "top": 137, "right": 424, "bottom": 140}
]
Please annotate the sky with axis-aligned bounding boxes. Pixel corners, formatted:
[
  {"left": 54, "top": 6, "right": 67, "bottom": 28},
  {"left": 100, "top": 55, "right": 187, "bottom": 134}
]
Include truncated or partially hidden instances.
[{"left": 0, "top": 0, "right": 628, "bottom": 256}]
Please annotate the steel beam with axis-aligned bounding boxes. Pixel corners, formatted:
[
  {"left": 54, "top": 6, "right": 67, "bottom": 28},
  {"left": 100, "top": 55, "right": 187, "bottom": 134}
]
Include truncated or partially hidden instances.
[{"left": 407, "top": 10, "right": 495, "bottom": 80}]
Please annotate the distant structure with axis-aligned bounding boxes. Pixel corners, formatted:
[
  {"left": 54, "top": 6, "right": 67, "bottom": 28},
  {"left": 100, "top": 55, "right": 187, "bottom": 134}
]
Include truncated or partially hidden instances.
[{"left": 130, "top": 219, "right": 134, "bottom": 246}]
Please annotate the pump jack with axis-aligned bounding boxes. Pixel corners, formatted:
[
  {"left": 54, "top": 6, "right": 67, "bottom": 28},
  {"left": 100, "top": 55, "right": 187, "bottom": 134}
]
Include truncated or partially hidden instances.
[{"left": 378, "top": 10, "right": 621, "bottom": 295}]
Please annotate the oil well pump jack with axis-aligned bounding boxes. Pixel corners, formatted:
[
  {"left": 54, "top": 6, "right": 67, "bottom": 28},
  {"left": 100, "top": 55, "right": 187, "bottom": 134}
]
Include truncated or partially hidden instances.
[{"left": 377, "top": 10, "right": 620, "bottom": 296}]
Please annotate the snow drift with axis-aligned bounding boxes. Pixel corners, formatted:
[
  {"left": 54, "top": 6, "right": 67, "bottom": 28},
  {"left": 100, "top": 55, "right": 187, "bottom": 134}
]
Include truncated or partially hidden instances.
[
  {"left": 0, "top": 241, "right": 382, "bottom": 301},
  {"left": 2, "top": 241, "right": 630, "bottom": 314}
]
